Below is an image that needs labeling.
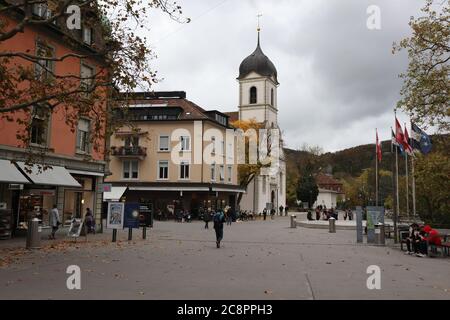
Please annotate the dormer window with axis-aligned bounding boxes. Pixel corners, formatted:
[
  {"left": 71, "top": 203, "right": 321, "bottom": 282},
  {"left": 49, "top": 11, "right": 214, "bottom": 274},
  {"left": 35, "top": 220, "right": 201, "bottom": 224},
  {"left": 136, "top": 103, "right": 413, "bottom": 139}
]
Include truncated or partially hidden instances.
[{"left": 250, "top": 87, "right": 257, "bottom": 104}]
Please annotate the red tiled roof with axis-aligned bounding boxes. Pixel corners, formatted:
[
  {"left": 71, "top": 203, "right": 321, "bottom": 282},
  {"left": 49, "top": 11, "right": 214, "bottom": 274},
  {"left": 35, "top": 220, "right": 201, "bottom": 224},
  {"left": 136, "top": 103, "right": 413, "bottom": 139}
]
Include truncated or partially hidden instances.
[{"left": 315, "top": 173, "right": 342, "bottom": 186}]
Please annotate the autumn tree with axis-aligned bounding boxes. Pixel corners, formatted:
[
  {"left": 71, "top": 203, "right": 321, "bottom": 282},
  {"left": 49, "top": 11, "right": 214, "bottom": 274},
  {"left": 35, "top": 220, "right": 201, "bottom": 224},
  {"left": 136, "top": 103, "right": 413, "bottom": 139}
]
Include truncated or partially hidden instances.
[
  {"left": 393, "top": 0, "right": 449, "bottom": 132},
  {"left": 0, "top": 0, "right": 188, "bottom": 166},
  {"left": 231, "top": 118, "right": 277, "bottom": 205},
  {"left": 295, "top": 163, "right": 318, "bottom": 209}
]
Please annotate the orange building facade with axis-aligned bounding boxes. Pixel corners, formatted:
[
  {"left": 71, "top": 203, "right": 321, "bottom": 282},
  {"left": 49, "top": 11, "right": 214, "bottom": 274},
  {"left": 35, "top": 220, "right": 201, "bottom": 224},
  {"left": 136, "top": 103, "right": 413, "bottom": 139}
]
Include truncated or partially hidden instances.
[{"left": 0, "top": 5, "right": 108, "bottom": 237}]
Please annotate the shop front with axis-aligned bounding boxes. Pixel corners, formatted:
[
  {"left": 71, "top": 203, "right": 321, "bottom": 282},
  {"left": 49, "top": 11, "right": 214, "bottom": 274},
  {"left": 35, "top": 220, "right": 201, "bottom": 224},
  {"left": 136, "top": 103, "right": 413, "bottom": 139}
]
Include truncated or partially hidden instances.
[{"left": 115, "top": 184, "right": 244, "bottom": 220}]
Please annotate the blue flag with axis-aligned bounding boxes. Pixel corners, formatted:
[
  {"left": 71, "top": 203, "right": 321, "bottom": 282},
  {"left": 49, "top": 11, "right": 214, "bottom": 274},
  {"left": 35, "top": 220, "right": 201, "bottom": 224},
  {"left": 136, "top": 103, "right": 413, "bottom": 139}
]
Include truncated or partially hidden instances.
[{"left": 411, "top": 122, "right": 432, "bottom": 154}]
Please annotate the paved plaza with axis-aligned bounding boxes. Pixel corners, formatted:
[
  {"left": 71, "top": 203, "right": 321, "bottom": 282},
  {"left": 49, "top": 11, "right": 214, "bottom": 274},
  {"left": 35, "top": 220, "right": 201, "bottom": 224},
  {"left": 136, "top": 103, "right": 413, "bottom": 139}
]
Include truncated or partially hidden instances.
[{"left": 1, "top": 215, "right": 449, "bottom": 300}]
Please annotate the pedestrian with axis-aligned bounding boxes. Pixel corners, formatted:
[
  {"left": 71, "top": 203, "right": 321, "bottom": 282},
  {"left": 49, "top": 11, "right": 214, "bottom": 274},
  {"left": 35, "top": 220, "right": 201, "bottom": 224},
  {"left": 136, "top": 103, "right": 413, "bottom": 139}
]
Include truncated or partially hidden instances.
[
  {"left": 284, "top": 206, "right": 289, "bottom": 216},
  {"left": 226, "top": 207, "right": 234, "bottom": 226},
  {"left": 213, "top": 209, "right": 226, "bottom": 248},
  {"left": 315, "top": 207, "right": 320, "bottom": 220},
  {"left": 263, "top": 208, "right": 267, "bottom": 221},
  {"left": 204, "top": 208, "right": 211, "bottom": 229},
  {"left": 279, "top": 205, "right": 284, "bottom": 216},
  {"left": 85, "top": 208, "right": 95, "bottom": 234},
  {"left": 270, "top": 208, "right": 275, "bottom": 220},
  {"left": 343, "top": 210, "right": 348, "bottom": 221},
  {"left": 49, "top": 204, "right": 61, "bottom": 240}
]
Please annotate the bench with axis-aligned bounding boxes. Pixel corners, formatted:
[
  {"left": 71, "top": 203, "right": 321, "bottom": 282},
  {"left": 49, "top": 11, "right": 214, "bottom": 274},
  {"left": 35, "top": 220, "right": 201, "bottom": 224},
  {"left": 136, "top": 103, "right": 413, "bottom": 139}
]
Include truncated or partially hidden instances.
[{"left": 428, "top": 234, "right": 449, "bottom": 257}]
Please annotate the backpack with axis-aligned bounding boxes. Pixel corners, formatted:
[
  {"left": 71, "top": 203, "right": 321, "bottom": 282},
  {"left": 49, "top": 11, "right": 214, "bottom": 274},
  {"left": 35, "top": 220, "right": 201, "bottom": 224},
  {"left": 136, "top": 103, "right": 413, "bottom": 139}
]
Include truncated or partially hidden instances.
[{"left": 213, "top": 212, "right": 224, "bottom": 224}]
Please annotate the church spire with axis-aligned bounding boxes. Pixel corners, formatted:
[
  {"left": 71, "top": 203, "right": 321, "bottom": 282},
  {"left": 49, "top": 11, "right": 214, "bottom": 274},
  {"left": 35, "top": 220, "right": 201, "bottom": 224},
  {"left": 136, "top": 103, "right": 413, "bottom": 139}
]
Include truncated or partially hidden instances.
[{"left": 257, "top": 13, "right": 262, "bottom": 47}]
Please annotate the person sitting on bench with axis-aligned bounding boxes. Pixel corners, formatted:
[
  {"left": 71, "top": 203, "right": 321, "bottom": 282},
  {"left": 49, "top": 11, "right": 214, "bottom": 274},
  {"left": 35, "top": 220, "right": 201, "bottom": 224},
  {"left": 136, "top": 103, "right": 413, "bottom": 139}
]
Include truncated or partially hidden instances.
[{"left": 405, "top": 223, "right": 420, "bottom": 255}]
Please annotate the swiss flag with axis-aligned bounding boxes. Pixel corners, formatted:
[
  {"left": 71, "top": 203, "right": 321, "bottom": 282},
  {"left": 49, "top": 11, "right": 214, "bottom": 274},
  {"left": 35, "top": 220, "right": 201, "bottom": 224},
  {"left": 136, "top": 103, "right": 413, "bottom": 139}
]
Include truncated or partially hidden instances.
[{"left": 376, "top": 130, "right": 382, "bottom": 162}]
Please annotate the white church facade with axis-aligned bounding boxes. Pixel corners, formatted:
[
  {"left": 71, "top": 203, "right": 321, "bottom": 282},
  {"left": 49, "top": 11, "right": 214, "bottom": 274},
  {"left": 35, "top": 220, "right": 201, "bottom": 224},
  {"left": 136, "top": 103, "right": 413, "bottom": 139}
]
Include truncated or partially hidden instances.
[{"left": 233, "top": 31, "right": 286, "bottom": 214}]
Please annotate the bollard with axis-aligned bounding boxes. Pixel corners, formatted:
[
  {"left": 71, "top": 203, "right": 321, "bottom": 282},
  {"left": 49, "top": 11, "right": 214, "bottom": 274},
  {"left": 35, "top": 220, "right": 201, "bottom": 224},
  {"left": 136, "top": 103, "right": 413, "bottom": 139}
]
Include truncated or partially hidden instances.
[
  {"left": 290, "top": 214, "right": 297, "bottom": 228},
  {"left": 143, "top": 226, "right": 147, "bottom": 240},
  {"left": 112, "top": 229, "right": 117, "bottom": 242},
  {"left": 26, "top": 218, "right": 41, "bottom": 249},
  {"left": 329, "top": 217, "right": 336, "bottom": 233},
  {"left": 128, "top": 227, "right": 132, "bottom": 241}
]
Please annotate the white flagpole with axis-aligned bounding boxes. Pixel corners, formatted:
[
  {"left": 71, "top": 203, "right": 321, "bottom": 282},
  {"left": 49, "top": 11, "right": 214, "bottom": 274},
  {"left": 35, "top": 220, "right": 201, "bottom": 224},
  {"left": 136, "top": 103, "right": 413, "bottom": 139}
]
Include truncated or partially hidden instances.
[
  {"left": 411, "top": 154, "right": 417, "bottom": 220},
  {"left": 375, "top": 129, "right": 379, "bottom": 207},
  {"left": 405, "top": 152, "right": 409, "bottom": 220},
  {"left": 395, "top": 140, "right": 400, "bottom": 219}
]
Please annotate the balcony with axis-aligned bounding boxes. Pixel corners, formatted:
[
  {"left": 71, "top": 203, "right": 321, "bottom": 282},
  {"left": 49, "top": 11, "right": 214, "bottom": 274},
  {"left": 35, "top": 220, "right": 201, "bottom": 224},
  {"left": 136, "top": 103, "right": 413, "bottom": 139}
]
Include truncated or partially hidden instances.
[{"left": 111, "top": 146, "right": 147, "bottom": 160}]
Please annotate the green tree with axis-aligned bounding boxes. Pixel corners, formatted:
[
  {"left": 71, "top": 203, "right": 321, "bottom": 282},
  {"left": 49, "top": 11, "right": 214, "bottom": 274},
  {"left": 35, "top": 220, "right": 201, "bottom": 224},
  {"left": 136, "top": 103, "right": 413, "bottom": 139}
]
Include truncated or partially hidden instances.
[
  {"left": 296, "top": 165, "right": 319, "bottom": 209},
  {"left": 393, "top": 0, "right": 450, "bottom": 132}
]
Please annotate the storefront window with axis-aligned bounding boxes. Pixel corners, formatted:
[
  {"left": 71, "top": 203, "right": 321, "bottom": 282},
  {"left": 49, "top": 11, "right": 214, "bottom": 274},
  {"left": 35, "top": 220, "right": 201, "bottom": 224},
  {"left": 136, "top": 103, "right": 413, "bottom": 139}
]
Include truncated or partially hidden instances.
[
  {"left": 18, "top": 189, "right": 55, "bottom": 228},
  {"left": 63, "top": 176, "right": 94, "bottom": 225}
]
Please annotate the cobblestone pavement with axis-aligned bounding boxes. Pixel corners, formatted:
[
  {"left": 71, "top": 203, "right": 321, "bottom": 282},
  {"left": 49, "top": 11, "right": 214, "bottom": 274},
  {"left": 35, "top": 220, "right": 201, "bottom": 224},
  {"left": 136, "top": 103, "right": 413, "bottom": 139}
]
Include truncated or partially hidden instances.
[{"left": 1, "top": 216, "right": 449, "bottom": 300}]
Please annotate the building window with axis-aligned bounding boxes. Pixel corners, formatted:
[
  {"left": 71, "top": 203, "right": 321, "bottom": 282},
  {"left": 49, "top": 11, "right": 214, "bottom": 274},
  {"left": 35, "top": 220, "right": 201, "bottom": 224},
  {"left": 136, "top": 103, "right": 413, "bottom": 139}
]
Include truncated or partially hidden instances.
[
  {"left": 159, "top": 135, "right": 169, "bottom": 151},
  {"left": 35, "top": 43, "right": 54, "bottom": 81},
  {"left": 32, "top": 3, "right": 52, "bottom": 19},
  {"left": 250, "top": 86, "right": 257, "bottom": 104},
  {"left": 30, "top": 106, "right": 49, "bottom": 146},
  {"left": 219, "top": 165, "right": 224, "bottom": 182},
  {"left": 123, "top": 160, "right": 138, "bottom": 179},
  {"left": 211, "top": 136, "right": 216, "bottom": 154},
  {"left": 271, "top": 88, "right": 274, "bottom": 106},
  {"left": 180, "top": 161, "right": 190, "bottom": 179},
  {"left": 80, "top": 64, "right": 94, "bottom": 92},
  {"left": 125, "top": 136, "right": 139, "bottom": 148},
  {"left": 221, "top": 140, "right": 225, "bottom": 156},
  {"left": 76, "top": 119, "right": 90, "bottom": 153},
  {"left": 158, "top": 161, "right": 169, "bottom": 180},
  {"left": 180, "top": 136, "right": 190, "bottom": 151},
  {"left": 211, "top": 163, "right": 216, "bottom": 181},
  {"left": 82, "top": 27, "right": 93, "bottom": 45},
  {"left": 228, "top": 166, "right": 232, "bottom": 183}
]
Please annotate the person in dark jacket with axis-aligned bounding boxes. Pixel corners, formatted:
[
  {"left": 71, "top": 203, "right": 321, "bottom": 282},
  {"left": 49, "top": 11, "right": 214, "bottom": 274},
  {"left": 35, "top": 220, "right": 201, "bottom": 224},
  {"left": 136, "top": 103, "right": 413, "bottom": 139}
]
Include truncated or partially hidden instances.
[
  {"left": 213, "top": 210, "right": 226, "bottom": 248},
  {"left": 203, "top": 208, "right": 211, "bottom": 229},
  {"left": 405, "top": 223, "right": 420, "bottom": 255},
  {"left": 263, "top": 208, "right": 267, "bottom": 221}
]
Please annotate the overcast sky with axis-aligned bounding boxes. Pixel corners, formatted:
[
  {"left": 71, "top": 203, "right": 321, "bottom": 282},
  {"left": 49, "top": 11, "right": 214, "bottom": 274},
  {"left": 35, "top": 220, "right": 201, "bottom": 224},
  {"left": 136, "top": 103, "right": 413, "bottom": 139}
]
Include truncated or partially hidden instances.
[{"left": 145, "top": 0, "right": 427, "bottom": 152}]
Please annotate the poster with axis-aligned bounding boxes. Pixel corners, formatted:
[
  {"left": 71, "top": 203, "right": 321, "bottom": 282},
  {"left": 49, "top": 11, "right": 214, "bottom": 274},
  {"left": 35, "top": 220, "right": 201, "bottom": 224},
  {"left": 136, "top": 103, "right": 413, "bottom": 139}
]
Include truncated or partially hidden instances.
[
  {"left": 123, "top": 203, "right": 140, "bottom": 229},
  {"left": 139, "top": 202, "right": 153, "bottom": 227},
  {"left": 107, "top": 202, "right": 124, "bottom": 229},
  {"left": 67, "top": 218, "right": 84, "bottom": 238}
]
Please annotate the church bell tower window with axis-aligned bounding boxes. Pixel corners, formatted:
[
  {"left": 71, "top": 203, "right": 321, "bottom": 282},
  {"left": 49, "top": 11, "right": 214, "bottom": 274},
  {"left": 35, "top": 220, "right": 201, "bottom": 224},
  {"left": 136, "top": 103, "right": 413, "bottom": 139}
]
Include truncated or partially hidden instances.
[{"left": 250, "top": 86, "right": 257, "bottom": 104}]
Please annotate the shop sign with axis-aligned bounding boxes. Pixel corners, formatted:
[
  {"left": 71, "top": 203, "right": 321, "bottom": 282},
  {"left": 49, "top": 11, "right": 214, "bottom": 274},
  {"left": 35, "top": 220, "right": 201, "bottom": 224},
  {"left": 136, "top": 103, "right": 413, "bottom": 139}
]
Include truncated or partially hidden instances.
[
  {"left": 101, "top": 183, "right": 112, "bottom": 193},
  {"left": 67, "top": 218, "right": 84, "bottom": 238},
  {"left": 29, "top": 189, "right": 56, "bottom": 196}
]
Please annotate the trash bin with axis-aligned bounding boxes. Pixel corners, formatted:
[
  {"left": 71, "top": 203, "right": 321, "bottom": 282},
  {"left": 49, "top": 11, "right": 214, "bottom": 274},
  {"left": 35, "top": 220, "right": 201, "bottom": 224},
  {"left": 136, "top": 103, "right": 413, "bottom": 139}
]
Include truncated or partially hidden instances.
[
  {"left": 26, "top": 218, "right": 41, "bottom": 249},
  {"left": 329, "top": 217, "right": 336, "bottom": 233},
  {"left": 375, "top": 223, "right": 385, "bottom": 245},
  {"left": 290, "top": 214, "right": 297, "bottom": 228}
]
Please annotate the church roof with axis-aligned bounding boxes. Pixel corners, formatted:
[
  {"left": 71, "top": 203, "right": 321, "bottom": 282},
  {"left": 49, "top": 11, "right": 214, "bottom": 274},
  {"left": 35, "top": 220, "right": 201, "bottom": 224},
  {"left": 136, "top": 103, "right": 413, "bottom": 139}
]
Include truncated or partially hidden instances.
[{"left": 237, "top": 33, "right": 278, "bottom": 84}]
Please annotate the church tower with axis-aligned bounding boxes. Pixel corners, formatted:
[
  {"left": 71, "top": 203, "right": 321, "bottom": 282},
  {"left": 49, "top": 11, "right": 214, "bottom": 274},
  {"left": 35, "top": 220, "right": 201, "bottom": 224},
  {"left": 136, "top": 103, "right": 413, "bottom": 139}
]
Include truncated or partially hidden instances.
[
  {"left": 236, "top": 27, "right": 286, "bottom": 215},
  {"left": 237, "top": 31, "right": 279, "bottom": 127}
]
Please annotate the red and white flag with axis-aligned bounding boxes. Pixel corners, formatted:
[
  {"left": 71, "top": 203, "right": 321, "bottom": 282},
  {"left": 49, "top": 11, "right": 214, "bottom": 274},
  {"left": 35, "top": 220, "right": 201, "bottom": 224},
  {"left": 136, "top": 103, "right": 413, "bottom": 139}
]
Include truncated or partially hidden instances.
[
  {"left": 403, "top": 126, "right": 413, "bottom": 155},
  {"left": 376, "top": 129, "right": 382, "bottom": 162},
  {"left": 395, "top": 117, "right": 405, "bottom": 145}
]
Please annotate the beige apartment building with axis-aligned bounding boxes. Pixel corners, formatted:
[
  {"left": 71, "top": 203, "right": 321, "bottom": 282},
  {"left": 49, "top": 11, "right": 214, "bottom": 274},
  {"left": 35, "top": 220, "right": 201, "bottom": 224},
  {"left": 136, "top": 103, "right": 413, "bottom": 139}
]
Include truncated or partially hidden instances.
[{"left": 104, "top": 91, "right": 244, "bottom": 219}]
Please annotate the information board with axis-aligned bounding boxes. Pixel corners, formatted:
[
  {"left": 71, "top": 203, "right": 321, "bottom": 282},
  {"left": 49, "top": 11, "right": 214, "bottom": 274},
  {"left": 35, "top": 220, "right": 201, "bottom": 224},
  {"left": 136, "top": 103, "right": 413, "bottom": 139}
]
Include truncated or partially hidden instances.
[{"left": 107, "top": 202, "right": 124, "bottom": 229}]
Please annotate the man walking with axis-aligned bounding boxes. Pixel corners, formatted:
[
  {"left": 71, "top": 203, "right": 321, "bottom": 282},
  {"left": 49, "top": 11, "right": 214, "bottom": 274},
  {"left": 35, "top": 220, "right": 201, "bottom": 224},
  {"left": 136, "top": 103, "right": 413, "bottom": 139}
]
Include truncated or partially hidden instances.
[
  {"left": 213, "top": 209, "right": 225, "bottom": 248},
  {"left": 279, "top": 205, "right": 284, "bottom": 216},
  {"left": 263, "top": 208, "right": 267, "bottom": 221},
  {"left": 204, "top": 208, "right": 211, "bottom": 229},
  {"left": 49, "top": 204, "right": 61, "bottom": 240}
]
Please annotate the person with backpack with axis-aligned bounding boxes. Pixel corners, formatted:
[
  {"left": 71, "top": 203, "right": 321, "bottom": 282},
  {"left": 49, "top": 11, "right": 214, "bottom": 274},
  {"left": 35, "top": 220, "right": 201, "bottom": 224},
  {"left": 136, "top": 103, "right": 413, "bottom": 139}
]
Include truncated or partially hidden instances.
[{"left": 213, "top": 209, "right": 226, "bottom": 248}]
